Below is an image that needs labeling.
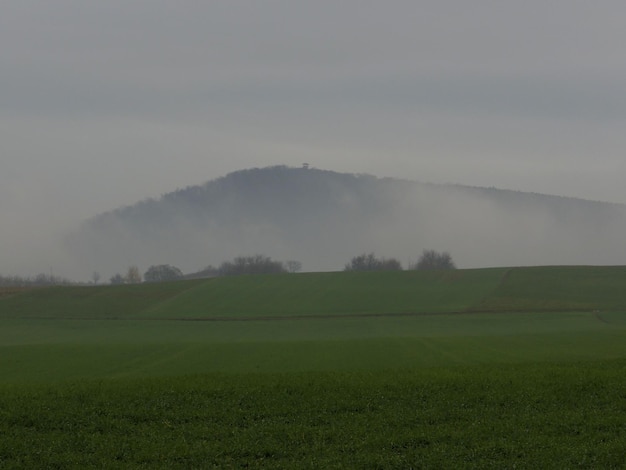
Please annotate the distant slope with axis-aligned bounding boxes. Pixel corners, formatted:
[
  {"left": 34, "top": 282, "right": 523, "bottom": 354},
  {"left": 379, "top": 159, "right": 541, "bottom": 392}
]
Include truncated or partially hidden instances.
[
  {"left": 65, "top": 166, "right": 626, "bottom": 277},
  {"left": 2, "top": 266, "right": 626, "bottom": 320},
  {"left": 0, "top": 269, "right": 506, "bottom": 319},
  {"left": 0, "top": 280, "right": 206, "bottom": 319},
  {"left": 140, "top": 269, "right": 506, "bottom": 319},
  {"left": 474, "top": 266, "right": 626, "bottom": 312}
]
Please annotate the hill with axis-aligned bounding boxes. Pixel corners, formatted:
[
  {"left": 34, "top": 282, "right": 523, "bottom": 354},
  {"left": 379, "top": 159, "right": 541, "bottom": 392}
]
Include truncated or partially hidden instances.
[{"left": 65, "top": 166, "right": 626, "bottom": 278}]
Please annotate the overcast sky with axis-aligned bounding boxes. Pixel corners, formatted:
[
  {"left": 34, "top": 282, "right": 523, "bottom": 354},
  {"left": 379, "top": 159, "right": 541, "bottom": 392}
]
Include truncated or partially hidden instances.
[{"left": 3, "top": 1, "right": 626, "bottom": 276}]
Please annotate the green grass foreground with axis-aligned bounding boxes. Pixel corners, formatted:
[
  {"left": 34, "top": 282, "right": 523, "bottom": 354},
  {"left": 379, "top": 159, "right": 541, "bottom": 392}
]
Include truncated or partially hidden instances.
[
  {"left": 2, "top": 363, "right": 626, "bottom": 468},
  {"left": 2, "top": 266, "right": 626, "bottom": 467},
  {"left": 1, "top": 312, "right": 626, "bottom": 381}
]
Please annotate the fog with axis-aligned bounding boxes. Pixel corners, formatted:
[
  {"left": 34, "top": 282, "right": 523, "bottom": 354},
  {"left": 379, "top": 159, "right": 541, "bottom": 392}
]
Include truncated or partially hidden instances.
[
  {"left": 61, "top": 167, "right": 626, "bottom": 281},
  {"left": 3, "top": 2, "right": 626, "bottom": 280}
]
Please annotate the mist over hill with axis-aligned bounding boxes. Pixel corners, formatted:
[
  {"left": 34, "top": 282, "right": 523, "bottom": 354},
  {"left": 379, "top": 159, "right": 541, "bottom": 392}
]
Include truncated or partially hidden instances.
[{"left": 66, "top": 166, "right": 626, "bottom": 278}]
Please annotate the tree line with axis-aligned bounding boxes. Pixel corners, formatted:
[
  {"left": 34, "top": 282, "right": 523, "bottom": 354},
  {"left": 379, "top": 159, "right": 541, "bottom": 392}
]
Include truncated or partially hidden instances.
[
  {"left": 344, "top": 250, "right": 456, "bottom": 271},
  {"left": 107, "top": 255, "right": 303, "bottom": 285},
  {"left": 109, "top": 250, "right": 455, "bottom": 285},
  {"left": 0, "top": 249, "right": 455, "bottom": 287},
  {"left": 0, "top": 273, "right": 72, "bottom": 287}
]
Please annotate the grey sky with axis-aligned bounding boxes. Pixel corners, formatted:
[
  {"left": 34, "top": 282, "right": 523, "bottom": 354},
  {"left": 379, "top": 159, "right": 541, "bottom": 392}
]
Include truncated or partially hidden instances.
[{"left": 2, "top": 1, "right": 626, "bottom": 277}]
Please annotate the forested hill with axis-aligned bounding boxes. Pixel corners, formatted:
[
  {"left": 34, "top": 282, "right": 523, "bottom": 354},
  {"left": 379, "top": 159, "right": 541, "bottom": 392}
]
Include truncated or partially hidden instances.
[{"left": 66, "top": 165, "right": 626, "bottom": 277}]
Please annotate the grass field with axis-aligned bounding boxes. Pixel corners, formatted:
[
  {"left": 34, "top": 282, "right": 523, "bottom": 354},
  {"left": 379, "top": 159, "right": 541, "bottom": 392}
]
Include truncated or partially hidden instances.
[
  {"left": 0, "top": 269, "right": 509, "bottom": 319},
  {"left": 1, "top": 266, "right": 626, "bottom": 467},
  {"left": 3, "top": 362, "right": 626, "bottom": 468}
]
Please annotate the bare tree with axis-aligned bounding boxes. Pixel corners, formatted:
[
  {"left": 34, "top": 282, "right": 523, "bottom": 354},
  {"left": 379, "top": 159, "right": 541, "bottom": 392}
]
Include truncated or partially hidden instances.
[
  {"left": 344, "top": 253, "right": 403, "bottom": 271},
  {"left": 285, "top": 260, "right": 303, "bottom": 273},
  {"left": 109, "top": 273, "right": 126, "bottom": 285},
  {"left": 91, "top": 271, "right": 101, "bottom": 284},
  {"left": 218, "top": 255, "right": 287, "bottom": 276},
  {"left": 125, "top": 265, "right": 142, "bottom": 283},
  {"left": 143, "top": 264, "right": 183, "bottom": 283}
]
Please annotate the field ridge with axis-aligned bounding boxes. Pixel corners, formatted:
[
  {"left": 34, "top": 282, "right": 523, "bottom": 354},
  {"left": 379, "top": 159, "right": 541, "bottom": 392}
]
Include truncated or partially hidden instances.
[{"left": 1, "top": 266, "right": 626, "bottom": 321}]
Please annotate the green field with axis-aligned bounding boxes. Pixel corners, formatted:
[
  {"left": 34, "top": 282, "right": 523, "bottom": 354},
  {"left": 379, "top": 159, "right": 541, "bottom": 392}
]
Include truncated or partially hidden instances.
[
  {"left": 1, "top": 266, "right": 626, "bottom": 467},
  {"left": 0, "top": 268, "right": 509, "bottom": 319}
]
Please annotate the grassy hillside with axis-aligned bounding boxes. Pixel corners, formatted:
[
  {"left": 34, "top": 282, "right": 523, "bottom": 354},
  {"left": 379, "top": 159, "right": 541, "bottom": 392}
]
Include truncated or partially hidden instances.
[
  {"left": 0, "top": 279, "right": 205, "bottom": 319},
  {"left": 1, "top": 265, "right": 626, "bottom": 382},
  {"left": 0, "top": 269, "right": 507, "bottom": 319},
  {"left": 2, "top": 266, "right": 626, "bottom": 320},
  {"left": 141, "top": 269, "right": 506, "bottom": 318},
  {"left": 2, "top": 265, "right": 626, "bottom": 467},
  {"left": 474, "top": 265, "right": 626, "bottom": 311}
]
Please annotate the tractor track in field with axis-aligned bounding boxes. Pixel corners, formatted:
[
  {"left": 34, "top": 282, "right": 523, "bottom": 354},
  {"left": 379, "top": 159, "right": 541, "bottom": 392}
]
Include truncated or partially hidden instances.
[
  {"left": 166, "top": 308, "right": 601, "bottom": 322},
  {"left": 592, "top": 310, "right": 610, "bottom": 324},
  {"left": 11, "top": 307, "right": 609, "bottom": 322}
]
